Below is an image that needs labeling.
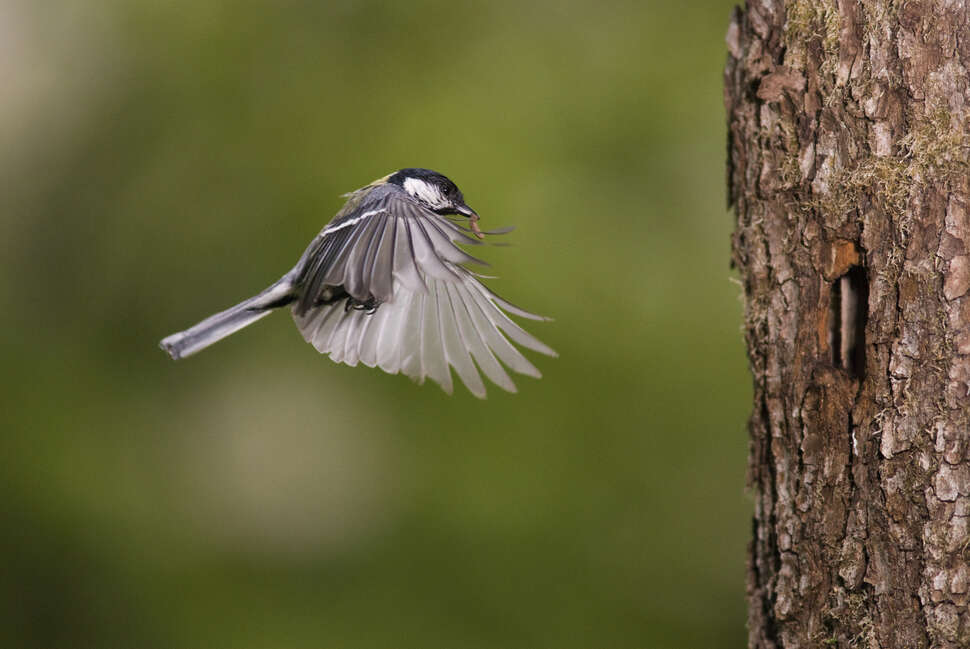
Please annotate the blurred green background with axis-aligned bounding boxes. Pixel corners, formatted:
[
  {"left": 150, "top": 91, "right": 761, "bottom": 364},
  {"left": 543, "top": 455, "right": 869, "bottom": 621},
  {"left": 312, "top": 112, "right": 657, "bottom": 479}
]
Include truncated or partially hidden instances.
[{"left": 1, "top": 1, "right": 749, "bottom": 647}]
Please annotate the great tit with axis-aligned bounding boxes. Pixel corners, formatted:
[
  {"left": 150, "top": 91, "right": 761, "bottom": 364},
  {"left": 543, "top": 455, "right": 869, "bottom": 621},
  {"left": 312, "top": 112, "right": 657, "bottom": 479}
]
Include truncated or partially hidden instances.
[{"left": 159, "top": 168, "right": 555, "bottom": 397}]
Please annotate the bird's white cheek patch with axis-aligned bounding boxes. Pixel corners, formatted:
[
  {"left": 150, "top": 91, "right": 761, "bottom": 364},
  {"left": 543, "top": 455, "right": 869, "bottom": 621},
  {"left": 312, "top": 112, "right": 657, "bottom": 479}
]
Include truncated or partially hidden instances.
[{"left": 403, "top": 177, "right": 442, "bottom": 206}]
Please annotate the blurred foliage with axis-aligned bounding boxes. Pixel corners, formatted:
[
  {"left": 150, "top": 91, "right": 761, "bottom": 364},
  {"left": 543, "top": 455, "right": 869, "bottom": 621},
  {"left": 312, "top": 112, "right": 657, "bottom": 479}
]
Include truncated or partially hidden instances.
[{"left": 1, "top": 0, "right": 749, "bottom": 647}]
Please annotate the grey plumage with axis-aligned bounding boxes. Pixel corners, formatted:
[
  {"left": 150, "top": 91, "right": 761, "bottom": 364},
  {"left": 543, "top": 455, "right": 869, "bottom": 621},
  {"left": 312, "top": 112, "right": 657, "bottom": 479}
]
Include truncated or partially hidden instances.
[
  {"left": 160, "top": 170, "right": 555, "bottom": 397},
  {"left": 159, "top": 275, "right": 297, "bottom": 360}
]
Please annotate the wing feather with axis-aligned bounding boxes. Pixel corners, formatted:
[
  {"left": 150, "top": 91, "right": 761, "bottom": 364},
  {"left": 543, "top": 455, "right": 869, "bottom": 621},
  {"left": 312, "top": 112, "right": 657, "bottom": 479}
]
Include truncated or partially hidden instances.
[
  {"left": 467, "top": 281, "right": 558, "bottom": 356},
  {"left": 407, "top": 216, "right": 463, "bottom": 282},
  {"left": 298, "top": 227, "right": 353, "bottom": 315},
  {"left": 418, "top": 214, "right": 488, "bottom": 266},
  {"left": 325, "top": 309, "right": 353, "bottom": 364},
  {"left": 377, "top": 292, "right": 409, "bottom": 374},
  {"left": 326, "top": 207, "right": 383, "bottom": 298},
  {"left": 393, "top": 217, "right": 425, "bottom": 292},
  {"left": 303, "top": 302, "right": 343, "bottom": 353},
  {"left": 446, "top": 281, "right": 517, "bottom": 393},
  {"left": 399, "top": 292, "right": 425, "bottom": 380},
  {"left": 340, "top": 309, "right": 369, "bottom": 367},
  {"left": 436, "top": 281, "right": 485, "bottom": 397},
  {"left": 355, "top": 315, "right": 379, "bottom": 368},
  {"left": 368, "top": 212, "right": 396, "bottom": 301},
  {"left": 420, "top": 286, "right": 452, "bottom": 393},
  {"left": 458, "top": 283, "right": 542, "bottom": 378},
  {"left": 357, "top": 303, "right": 390, "bottom": 368}
]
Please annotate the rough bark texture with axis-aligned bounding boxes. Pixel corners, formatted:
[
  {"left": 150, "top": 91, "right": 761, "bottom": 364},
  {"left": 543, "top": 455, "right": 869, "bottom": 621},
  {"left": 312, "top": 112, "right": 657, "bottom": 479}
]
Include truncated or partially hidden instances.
[{"left": 725, "top": 1, "right": 970, "bottom": 648}]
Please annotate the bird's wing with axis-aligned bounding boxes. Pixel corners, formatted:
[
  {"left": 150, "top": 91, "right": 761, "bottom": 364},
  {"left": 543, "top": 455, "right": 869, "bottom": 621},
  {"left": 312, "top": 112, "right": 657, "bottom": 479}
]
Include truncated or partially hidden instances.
[
  {"left": 295, "top": 193, "right": 487, "bottom": 315},
  {"left": 291, "top": 191, "right": 554, "bottom": 397},
  {"left": 292, "top": 271, "right": 556, "bottom": 398}
]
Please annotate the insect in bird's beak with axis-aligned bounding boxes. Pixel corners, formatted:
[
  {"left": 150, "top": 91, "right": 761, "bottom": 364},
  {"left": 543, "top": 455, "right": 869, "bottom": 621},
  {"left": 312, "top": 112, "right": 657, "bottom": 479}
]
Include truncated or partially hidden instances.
[{"left": 454, "top": 204, "right": 484, "bottom": 239}]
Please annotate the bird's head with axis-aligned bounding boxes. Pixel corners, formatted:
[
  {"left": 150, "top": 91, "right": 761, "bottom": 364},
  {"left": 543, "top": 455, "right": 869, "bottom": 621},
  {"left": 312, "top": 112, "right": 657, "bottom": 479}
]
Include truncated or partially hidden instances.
[{"left": 388, "top": 168, "right": 478, "bottom": 219}]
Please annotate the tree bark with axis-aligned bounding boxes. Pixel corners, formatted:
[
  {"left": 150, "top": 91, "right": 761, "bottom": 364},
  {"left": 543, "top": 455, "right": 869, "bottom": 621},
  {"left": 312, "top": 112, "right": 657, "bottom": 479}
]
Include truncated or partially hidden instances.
[{"left": 725, "top": 1, "right": 970, "bottom": 647}]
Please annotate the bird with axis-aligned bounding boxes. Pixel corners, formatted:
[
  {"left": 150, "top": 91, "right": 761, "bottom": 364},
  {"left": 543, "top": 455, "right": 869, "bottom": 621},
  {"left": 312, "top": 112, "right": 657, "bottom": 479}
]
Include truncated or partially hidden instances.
[{"left": 159, "top": 168, "right": 556, "bottom": 397}]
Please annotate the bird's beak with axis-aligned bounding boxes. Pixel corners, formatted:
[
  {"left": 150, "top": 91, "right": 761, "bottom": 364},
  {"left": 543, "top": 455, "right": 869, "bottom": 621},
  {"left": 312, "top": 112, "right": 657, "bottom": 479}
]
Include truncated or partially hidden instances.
[
  {"left": 455, "top": 203, "right": 484, "bottom": 239},
  {"left": 455, "top": 203, "right": 478, "bottom": 219}
]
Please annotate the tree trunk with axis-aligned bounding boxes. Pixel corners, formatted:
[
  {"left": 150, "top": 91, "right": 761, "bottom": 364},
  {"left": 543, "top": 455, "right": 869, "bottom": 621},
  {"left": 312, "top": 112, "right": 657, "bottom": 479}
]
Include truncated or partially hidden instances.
[{"left": 725, "top": 1, "right": 970, "bottom": 647}]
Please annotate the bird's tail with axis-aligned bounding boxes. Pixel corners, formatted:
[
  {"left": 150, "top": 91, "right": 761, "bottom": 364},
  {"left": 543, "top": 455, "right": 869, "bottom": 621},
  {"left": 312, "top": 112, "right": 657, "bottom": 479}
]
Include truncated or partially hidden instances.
[{"left": 160, "top": 275, "right": 297, "bottom": 360}]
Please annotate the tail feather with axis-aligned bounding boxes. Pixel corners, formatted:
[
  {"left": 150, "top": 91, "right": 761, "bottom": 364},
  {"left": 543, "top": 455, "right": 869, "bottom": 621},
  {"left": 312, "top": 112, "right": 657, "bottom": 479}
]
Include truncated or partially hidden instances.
[{"left": 160, "top": 276, "right": 297, "bottom": 360}]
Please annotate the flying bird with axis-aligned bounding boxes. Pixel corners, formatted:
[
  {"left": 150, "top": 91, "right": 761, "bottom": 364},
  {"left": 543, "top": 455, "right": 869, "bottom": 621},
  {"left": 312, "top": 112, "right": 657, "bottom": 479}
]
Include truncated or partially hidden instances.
[{"left": 159, "top": 168, "right": 555, "bottom": 397}]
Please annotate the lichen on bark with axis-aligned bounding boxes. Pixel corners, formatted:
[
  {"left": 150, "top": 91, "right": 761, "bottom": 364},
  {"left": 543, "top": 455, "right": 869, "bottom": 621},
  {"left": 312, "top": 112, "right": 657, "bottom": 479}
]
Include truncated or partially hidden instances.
[{"left": 725, "top": 1, "right": 970, "bottom": 647}]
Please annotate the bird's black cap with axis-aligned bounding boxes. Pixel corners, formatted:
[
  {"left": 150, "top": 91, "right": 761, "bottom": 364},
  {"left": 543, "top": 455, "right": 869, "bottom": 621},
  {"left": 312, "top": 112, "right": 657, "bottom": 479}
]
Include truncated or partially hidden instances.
[{"left": 388, "top": 168, "right": 456, "bottom": 189}]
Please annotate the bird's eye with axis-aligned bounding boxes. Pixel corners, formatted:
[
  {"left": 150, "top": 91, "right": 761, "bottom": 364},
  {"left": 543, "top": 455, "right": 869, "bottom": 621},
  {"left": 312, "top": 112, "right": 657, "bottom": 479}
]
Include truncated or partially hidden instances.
[{"left": 442, "top": 185, "right": 453, "bottom": 196}]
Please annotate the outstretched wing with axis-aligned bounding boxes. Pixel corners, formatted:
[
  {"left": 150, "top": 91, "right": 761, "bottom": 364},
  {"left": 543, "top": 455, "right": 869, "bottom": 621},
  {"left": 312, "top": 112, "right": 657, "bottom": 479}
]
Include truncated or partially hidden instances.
[
  {"left": 293, "top": 272, "right": 555, "bottom": 398},
  {"left": 291, "top": 188, "right": 555, "bottom": 397}
]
